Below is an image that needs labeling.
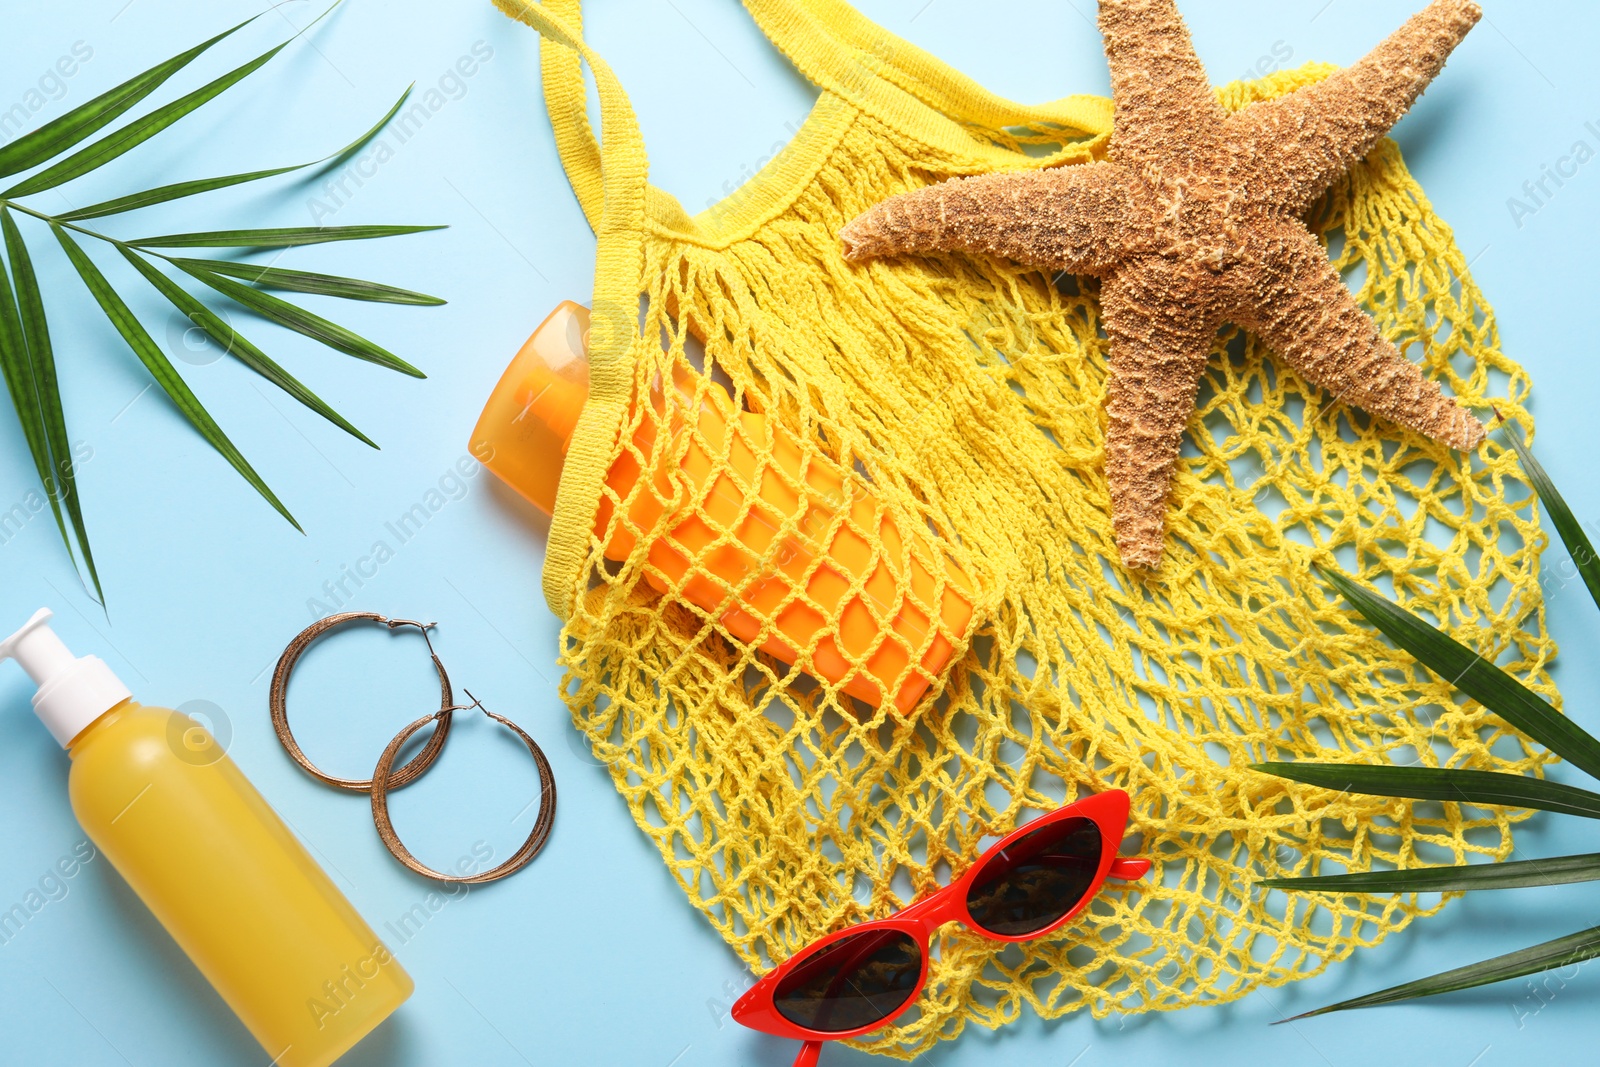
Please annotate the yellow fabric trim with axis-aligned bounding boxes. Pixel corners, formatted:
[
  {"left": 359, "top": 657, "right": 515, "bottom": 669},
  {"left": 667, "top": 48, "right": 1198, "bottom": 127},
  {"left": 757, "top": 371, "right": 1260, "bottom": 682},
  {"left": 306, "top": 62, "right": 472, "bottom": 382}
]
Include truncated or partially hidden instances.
[
  {"left": 497, "top": 2, "right": 1557, "bottom": 1058},
  {"left": 493, "top": 0, "right": 650, "bottom": 617},
  {"left": 535, "top": 0, "right": 1113, "bottom": 252},
  {"left": 745, "top": 0, "right": 1113, "bottom": 135}
]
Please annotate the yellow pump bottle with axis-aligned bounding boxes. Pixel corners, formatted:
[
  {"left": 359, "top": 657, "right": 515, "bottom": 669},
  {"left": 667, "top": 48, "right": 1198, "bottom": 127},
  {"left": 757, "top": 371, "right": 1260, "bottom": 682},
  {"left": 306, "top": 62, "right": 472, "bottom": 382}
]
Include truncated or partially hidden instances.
[{"left": 1, "top": 609, "right": 411, "bottom": 1067}]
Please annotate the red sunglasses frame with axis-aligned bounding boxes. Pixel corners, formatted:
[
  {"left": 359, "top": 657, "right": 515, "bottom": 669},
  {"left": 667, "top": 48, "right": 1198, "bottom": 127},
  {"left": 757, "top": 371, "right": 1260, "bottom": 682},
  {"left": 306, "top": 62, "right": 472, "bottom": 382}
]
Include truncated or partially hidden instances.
[{"left": 732, "top": 790, "right": 1149, "bottom": 1065}]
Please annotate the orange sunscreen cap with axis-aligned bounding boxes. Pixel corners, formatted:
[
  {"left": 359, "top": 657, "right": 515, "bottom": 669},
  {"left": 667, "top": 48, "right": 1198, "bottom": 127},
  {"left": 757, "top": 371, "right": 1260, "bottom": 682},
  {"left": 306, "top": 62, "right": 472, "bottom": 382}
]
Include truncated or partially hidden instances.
[{"left": 470, "top": 301, "right": 592, "bottom": 515}]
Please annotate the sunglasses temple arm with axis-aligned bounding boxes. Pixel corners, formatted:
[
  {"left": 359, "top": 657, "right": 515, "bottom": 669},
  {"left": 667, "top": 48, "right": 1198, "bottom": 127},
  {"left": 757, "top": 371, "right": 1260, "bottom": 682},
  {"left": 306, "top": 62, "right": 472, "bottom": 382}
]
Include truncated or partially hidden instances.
[
  {"left": 1108, "top": 857, "right": 1152, "bottom": 881},
  {"left": 792, "top": 1039, "right": 824, "bottom": 1067}
]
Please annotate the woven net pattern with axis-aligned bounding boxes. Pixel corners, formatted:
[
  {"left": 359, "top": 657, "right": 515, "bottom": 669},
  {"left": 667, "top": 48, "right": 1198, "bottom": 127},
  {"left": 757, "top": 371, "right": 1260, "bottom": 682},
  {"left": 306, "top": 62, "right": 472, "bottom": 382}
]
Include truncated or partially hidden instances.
[{"left": 556, "top": 62, "right": 1556, "bottom": 1057}]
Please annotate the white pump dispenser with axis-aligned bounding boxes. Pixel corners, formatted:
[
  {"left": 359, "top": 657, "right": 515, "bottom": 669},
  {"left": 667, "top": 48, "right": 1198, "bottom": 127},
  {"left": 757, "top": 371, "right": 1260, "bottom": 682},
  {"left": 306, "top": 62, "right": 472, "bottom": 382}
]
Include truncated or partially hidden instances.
[{"left": 0, "top": 608, "right": 131, "bottom": 747}]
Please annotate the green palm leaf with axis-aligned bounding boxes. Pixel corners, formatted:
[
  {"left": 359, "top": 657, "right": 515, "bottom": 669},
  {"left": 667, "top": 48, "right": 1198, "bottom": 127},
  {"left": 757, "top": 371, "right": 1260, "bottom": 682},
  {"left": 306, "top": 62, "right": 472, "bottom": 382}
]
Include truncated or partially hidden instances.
[
  {"left": 175, "top": 261, "right": 423, "bottom": 376},
  {"left": 1253, "top": 762, "right": 1600, "bottom": 819},
  {"left": 1499, "top": 417, "right": 1600, "bottom": 614},
  {"left": 0, "top": 6, "right": 438, "bottom": 599},
  {"left": 0, "top": 229, "right": 73, "bottom": 564},
  {"left": 1318, "top": 565, "right": 1600, "bottom": 781},
  {"left": 321, "top": 80, "right": 415, "bottom": 171},
  {"left": 1280, "top": 925, "right": 1600, "bottom": 1021},
  {"left": 59, "top": 164, "right": 312, "bottom": 224},
  {"left": 1265, "top": 431, "right": 1600, "bottom": 1015},
  {"left": 0, "top": 15, "right": 258, "bottom": 181},
  {"left": 1260, "top": 851, "right": 1600, "bottom": 893},
  {"left": 130, "top": 224, "right": 444, "bottom": 250},
  {"left": 118, "top": 248, "right": 376, "bottom": 447},
  {"left": 4, "top": 37, "right": 292, "bottom": 199},
  {"left": 170, "top": 259, "right": 444, "bottom": 305},
  {"left": 51, "top": 224, "right": 298, "bottom": 530},
  {"left": 0, "top": 210, "right": 101, "bottom": 601},
  {"left": 58, "top": 84, "right": 416, "bottom": 222}
]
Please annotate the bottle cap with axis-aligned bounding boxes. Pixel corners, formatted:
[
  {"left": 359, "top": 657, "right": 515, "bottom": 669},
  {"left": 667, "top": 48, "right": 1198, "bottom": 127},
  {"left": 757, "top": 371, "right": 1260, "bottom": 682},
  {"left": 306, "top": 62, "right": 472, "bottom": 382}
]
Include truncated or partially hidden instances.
[
  {"left": 0, "top": 608, "right": 131, "bottom": 747},
  {"left": 469, "top": 301, "right": 593, "bottom": 515}
]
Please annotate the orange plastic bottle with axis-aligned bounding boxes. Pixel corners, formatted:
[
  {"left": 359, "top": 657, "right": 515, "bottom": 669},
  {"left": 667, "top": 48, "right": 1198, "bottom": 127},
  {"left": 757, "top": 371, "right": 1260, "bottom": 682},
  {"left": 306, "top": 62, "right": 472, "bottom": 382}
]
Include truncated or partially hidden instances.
[
  {"left": 471, "top": 302, "right": 977, "bottom": 713},
  {"left": 0, "top": 609, "right": 411, "bottom": 1066}
]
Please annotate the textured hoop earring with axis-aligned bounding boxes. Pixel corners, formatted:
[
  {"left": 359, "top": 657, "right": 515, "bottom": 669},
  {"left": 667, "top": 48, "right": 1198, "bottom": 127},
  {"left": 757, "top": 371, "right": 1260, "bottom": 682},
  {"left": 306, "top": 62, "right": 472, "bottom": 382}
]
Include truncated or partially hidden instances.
[
  {"left": 370, "top": 691, "right": 557, "bottom": 884},
  {"left": 269, "top": 612, "right": 455, "bottom": 792}
]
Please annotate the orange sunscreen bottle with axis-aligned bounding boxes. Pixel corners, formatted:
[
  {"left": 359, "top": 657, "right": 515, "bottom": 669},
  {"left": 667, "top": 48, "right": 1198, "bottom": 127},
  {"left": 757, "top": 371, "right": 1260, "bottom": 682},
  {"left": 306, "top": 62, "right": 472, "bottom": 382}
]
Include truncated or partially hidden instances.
[
  {"left": 471, "top": 302, "right": 978, "bottom": 713},
  {"left": 0, "top": 609, "right": 411, "bottom": 1067}
]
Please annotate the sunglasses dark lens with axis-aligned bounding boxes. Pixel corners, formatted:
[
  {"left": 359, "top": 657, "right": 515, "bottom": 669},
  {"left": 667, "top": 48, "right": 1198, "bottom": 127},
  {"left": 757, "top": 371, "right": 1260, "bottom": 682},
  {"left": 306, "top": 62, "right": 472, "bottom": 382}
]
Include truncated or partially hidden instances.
[
  {"left": 964, "top": 815, "right": 1103, "bottom": 937},
  {"left": 772, "top": 928, "right": 923, "bottom": 1034}
]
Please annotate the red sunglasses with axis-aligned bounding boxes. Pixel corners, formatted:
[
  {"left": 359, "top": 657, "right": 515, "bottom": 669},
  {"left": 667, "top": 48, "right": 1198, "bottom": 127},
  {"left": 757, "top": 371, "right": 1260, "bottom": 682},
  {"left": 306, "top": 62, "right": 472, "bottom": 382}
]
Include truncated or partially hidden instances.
[{"left": 732, "top": 790, "right": 1150, "bottom": 1067}]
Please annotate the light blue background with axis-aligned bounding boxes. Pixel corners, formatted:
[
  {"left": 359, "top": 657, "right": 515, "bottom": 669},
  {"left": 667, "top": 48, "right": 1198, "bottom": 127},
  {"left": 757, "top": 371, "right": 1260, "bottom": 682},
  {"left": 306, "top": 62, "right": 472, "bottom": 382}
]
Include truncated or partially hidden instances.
[{"left": 2, "top": 1, "right": 1599, "bottom": 1064}]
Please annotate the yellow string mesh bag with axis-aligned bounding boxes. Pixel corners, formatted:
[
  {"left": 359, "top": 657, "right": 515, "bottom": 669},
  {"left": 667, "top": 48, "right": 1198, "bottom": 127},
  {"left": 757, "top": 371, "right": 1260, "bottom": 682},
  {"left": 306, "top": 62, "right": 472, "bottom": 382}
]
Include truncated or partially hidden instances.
[{"left": 496, "top": 0, "right": 1558, "bottom": 1056}]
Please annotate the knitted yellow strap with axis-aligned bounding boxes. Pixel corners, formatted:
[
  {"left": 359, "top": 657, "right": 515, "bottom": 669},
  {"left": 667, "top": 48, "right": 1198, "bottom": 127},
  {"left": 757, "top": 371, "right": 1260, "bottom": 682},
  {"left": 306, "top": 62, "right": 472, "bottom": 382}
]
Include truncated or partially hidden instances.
[
  {"left": 739, "top": 0, "right": 1114, "bottom": 156},
  {"left": 494, "top": 1, "right": 1557, "bottom": 1058},
  {"left": 492, "top": 0, "right": 651, "bottom": 616}
]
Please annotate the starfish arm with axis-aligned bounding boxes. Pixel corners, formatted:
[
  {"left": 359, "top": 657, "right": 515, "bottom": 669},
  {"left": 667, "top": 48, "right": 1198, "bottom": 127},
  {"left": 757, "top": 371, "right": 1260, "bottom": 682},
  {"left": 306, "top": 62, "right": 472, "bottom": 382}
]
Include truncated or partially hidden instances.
[
  {"left": 1233, "top": 224, "right": 1485, "bottom": 450},
  {"left": 1099, "top": 259, "right": 1222, "bottom": 570},
  {"left": 840, "top": 164, "right": 1131, "bottom": 276},
  {"left": 1099, "top": 0, "right": 1227, "bottom": 163},
  {"left": 1236, "top": 0, "right": 1481, "bottom": 212}
]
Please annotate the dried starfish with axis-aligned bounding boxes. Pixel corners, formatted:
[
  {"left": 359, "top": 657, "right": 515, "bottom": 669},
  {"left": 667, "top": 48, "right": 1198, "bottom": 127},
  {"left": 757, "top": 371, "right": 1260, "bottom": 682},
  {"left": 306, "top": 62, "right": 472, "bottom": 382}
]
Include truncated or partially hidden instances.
[{"left": 841, "top": 0, "right": 1486, "bottom": 570}]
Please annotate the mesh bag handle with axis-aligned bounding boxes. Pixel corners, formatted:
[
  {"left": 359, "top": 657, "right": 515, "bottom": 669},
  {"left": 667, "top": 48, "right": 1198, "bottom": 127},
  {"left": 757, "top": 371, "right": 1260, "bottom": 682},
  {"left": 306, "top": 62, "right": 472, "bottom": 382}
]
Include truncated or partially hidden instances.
[
  {"left": 492, "top": 0, "right": 652, "bottom": 615},
  {"left": 535, "top": 0, "right": 1114, "bottom": 242},
  {"left": 740, "top": 0, "right": 1112, "bottom": 142}
]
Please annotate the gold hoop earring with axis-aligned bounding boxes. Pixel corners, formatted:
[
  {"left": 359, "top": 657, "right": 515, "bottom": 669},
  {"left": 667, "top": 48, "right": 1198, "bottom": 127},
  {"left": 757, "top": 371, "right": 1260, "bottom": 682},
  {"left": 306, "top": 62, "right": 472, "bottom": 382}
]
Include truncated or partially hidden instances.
[
  {"left": 370, "top": 691, "right": 557, "bottom": 884},
  {"left": 269, "top": 612, "right": 455, "bottom": 792}
]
